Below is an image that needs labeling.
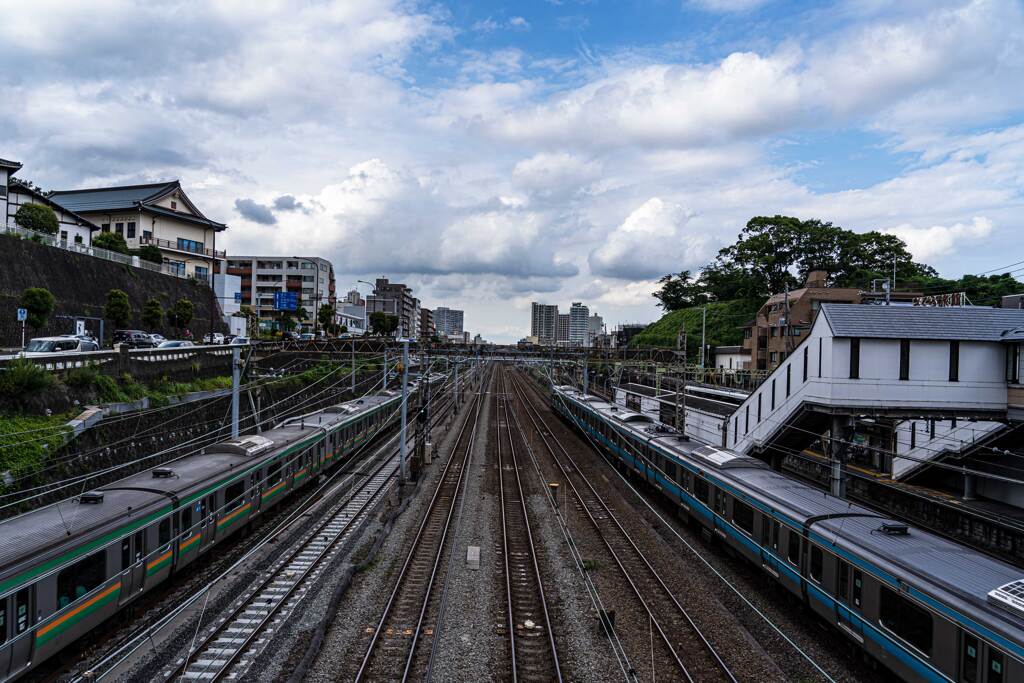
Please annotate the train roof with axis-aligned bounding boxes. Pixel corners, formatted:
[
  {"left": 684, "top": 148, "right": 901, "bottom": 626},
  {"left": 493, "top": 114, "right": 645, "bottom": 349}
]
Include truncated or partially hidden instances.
[{"left": 815, "top": 514, "right": 1024, "bottom": 649}]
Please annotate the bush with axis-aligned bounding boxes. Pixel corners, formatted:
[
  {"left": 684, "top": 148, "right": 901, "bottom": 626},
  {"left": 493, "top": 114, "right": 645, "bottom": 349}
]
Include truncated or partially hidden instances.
[
  {"left": 104, "top": 289, "right": 132, "bottom": 329},
  {"left": 19, "top": 287, "right": 55, "bottom": 334},
  {"left": 141, "top": 297, "right": 164, "bottom": 330},
  {"left": 134, "top": 245, "right": 163, "bottom": 264},
  {"left": 64, "top": 365, "right": 101, "bottom": 388},
  {"left": 93, "top": 231, "right": 130, "bottom": 254},
  {"left": 0, "top": 359, "right": 55, "bottom": 398},
  {"left": 14, "top": 203, "right": 59, "bottom": 235},
  {"left": 629, "top": 299, "right": 761, "bottom": 361}
]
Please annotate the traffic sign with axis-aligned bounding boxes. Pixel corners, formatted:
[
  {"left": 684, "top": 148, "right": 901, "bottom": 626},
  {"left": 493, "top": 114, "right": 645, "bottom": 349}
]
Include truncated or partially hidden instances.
[
  {"left": 274, "top": 291, "right": 299, "bottom": 311},
  {"left": 234, "top": 291, "right": 242, "bottom": 303},
  {"left": 16, "top": 308, "right": 27, "bottom": 322}
]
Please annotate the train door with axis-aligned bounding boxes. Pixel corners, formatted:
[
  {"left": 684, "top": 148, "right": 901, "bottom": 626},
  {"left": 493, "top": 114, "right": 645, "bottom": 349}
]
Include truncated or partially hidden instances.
[
  {"left": 251, "top": 472, "right": 262, "bottom": 514},
  {"left": 835, "top": 559, "right": 864, "bottom": 642},
  {"left": 759, "top": 515, "right": 780, "bottom": 576},
  {"left": 4, "top": 587, "right": 34, "bottom": 675},
  {"left": 0, "top": 596, "right": 9, "bottom": 679},
  {"left": 959, "top": 633, "right": 1008, "bottom": 683},
  {"left": 118, "top": 537, "right": 134, "bottom": 604},
  {"left": 199, "top": 495, "right": 217, "bottom": 551},
  {"left": 125, "top": 530, "right": 147, "bottom": 598}
]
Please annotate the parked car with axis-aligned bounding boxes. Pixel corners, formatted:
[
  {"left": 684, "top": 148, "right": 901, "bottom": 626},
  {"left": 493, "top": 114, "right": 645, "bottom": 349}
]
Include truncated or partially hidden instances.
[
  {"left": 299, "top": 333, "right": 315, "bottom": 341},
  {"left": 228, "top": 336, "right": 251, "bottom": 346},
  {"left": 223, "top": 334, "right": 237, "bottom": 344},
  {"left": 149, "top": 333, "right": 167, "bottom": 344},
  {"left": 157, "top": 340, "right": 195, "bottom": 348},
  {"left": 113, "top": 329, "right": 158, "bottom": 349},
  {"left": 203, "top": 332, "right": 225, "bottom": 345},
  {"left": 22, "top": 336, "right": 100, "bottom": 354}
]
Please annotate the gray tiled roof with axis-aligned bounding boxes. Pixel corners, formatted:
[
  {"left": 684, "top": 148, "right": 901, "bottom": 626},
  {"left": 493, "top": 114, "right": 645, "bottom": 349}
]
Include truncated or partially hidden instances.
[
  {"left": 821, "top": 303, "right": 1024, "bottom": 341},
  {"left": 0, "top": 157, "right": 23, "bottom": 171},
  {"left": 49, "top": 182, "right": 175, "bottom": 212}
]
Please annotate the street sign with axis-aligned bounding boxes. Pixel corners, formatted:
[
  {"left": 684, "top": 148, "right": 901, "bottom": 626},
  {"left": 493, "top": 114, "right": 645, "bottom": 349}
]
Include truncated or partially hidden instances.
[
  {"left": 16, "top": 308, "right": 27, "bottom": 322},
  {"left": 75, "top": 319, "right": 86, "bottom": 336},
  {"left": 274, "top": 291, "right": 299, "bottom": 311},
  {"left": 234, "top": 291, "right": 242, "bottom": 303}
]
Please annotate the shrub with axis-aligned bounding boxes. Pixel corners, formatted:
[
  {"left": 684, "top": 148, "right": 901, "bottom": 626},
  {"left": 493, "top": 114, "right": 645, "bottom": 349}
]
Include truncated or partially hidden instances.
[
  {"left": 93, "top": 231, "right": 130, "bottom": 254},
  {"left": 14, "top": 203, "right": 59, "bottom": 235},
  {"left": 134, "top": 244, "right": 163, "bottom": 264},
  {"left": 64, "top": 365, "right": 101, "bottom": 388},
  {"left": 141, "top": 297, "right": 164, "bottom": 330},
  {"left": 104, "top": 289, "right": 132, "bottom": 329},
  {"left": 19, "top": 288, "right": 55, "bottom": 334},
  {"left": 0, "top": 359, "right": 55, "bottom": 398}
]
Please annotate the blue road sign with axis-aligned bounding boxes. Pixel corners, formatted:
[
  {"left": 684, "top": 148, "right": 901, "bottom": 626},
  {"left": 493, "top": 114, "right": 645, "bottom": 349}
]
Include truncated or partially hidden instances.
[
  {"left": 274, "top": 291, "right": 299, "bottom": 311},
  {"left": 234, "top": 291, "right": 242, "bottom": 303},
  {"left": 16, "top": 308, "right": 28, "bottom": 322}
]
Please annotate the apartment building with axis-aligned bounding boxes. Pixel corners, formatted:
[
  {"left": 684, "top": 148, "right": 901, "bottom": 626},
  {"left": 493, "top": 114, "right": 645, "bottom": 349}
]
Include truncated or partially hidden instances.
[
  {"left": 587, "top": 313, "right": 605, "bottom": 347},
  {"left": 367, "top": 278, "right": 419, "bottom": 339},
  {"left": 340, "top": 289, "right": 367, "bottom": 334},
  {"left": 434, "top": 307, "right": 464, "bottom": 337},
  {"left": 556, "top": 313, "right": 571, "bottom": 345},
  {"left": 569, "top": 302, "right": 589, "bottom": 345},
  {"left": 51, "top": 180, "right": 227, "bottom": 280},
  {"left": 226, "top": 256, "right": 336, "bottom": 332},
  {"left": 531, "top": 302, "right": 558, "bottom": 345},
  {"left": 420, "top": 308, "right": 436, "bottom": 339}
]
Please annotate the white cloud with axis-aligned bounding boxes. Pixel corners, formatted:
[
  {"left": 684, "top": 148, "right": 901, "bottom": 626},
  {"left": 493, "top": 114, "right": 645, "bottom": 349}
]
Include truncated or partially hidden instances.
[
  {"left": 882, "top": 217, "right": 994, "bottom": 261},
  {"left": 589, "top": 197, "right": 714, "bottom": 279}
]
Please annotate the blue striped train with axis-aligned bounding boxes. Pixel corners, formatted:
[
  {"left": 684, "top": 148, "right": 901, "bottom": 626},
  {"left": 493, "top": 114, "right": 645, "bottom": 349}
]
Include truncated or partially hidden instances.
[
  {"left": 0, "top": 374, "right": 447, "bottom": 681},
  {"left": 551, "top": 384, "right": 1022, "bottom": 683}
]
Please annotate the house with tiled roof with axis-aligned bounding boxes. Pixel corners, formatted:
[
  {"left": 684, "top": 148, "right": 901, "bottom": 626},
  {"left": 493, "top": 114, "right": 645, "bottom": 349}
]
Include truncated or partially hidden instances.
[
  {"left": 50, "top": 180, "right": 227, "bottom": 280},
  {"left": 0, "top": 157, "right": 22, "bottom": 225},
  {"left": 2, "top": 158, "right": 101, "bottom": 245}
]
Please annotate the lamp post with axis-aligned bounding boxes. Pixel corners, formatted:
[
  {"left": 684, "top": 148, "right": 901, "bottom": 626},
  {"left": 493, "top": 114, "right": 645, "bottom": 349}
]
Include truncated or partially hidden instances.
[
  {"left": 356, "top": 279, "right": 375, "bottom": 335},
  {"left": 294, "top": 256, "right": 321, "bottom": 336}
]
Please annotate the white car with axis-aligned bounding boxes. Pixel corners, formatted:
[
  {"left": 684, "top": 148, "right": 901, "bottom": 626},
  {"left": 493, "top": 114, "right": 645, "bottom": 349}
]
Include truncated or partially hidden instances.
[
  {"left": 203, "top": 333, "right": 225, "bottom": 344},
  {"left": 22, "top": 336, "right": 100, "bottom": 355},
  {"left": 228, "top": 336, "right": 251, "bottom": 346},
  {"left": 158, "top": 340, "right": 195, "bottom": 348},
  {"left": 149, "top": 333, "right": 167, "bottom": 344}
]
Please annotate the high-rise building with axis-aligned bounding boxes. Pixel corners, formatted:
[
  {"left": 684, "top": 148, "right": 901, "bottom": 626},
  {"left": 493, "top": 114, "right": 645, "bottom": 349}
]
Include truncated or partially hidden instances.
[
  {"left": 531, "top": 302, "right": 558, "bottom": 345},
  {"left": 226, "top": 256, "right": 335, "bottom": 332},
  {"left": 569, "top": 302, "right": 589, "bottom": 345},
  {"left": 367, "top": 278, "right": 419, "bottom": 338},
  {"left": 587, "top": 313, "right": 604, "bottom": 346},
  {"left": 556, "top": 313, "right": 571, "bottom": 344},
  {"left": 434, "top": 307, "right": 464, "bottom": 336},
  {"left": 420, "top": 308, "right": 435, "bottom": 338}
]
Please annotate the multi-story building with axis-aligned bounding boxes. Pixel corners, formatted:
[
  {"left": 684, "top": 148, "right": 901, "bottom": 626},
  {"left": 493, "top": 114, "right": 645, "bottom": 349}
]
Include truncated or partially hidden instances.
[
  {"left": 434, "top": 307, "right": 464, "bottom": 337},
  {"left": 741, "top": 270, "right": 861, "bottom": 371},
  {"left": 213, "top": 273, "right": 245, "bottom": 336},
  {"left": 556, "top": 313, "right": 571, "bottom": 345},
  {"left": 226, "top": 256, "right": 336, "bottom": 332},
  {"left": 420, "top": 308, "right": 435, "bottom": 339},
  {"left": 0, "top": 158, "right": 18, "bottom": 222},
  {"left": 340, "top": 289, "right": 367, "bottom": 334},
  {"left": 587, "top": 313, "right": 605, "bottom": 347},
  {"left": 367, "top": 278, "right": 419, "bottom": 339},
  {"left": 531, "top": 302, "right": 558, "bottom": 345},
  {"left": 569, "top": 302, "right": 589, "bottom": 346},
  {"left": 50, "top": 180, "right": 227, "bottom": 280}
]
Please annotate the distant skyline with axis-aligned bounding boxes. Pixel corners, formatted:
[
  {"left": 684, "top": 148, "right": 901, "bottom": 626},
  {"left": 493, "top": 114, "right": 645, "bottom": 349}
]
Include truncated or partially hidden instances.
[{"left": 2, "top": 1, "right": 1022, "bottom": 342}]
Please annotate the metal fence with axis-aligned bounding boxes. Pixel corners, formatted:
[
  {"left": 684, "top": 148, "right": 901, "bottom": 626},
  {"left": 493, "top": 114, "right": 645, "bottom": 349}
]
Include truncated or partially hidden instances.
[{"left": 3, "top": 221, "right": 186, "bottom": 279}]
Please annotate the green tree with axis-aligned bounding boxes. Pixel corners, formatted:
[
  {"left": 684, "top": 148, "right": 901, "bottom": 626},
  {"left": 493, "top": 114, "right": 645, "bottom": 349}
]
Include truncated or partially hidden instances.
[
  {"left": 103, "top": 289, "right": 132, "bottom": 329},
  {"left": 134, "top": 245, "right": 163, "bottom": 264},
  {"left": 14, "top": 204, "right": 59, "bottom": 235},
  {"left": 279, "top": 310, "right": 297, "bottom": 333},
  {"left": 369, "top": 311, "right": 399, "bottom": 336},
  {"left": 652, "top": 270, "right": 711, "bottom": 311},
  {"left": 141, "top": 297, "right": 164, "bottom": 330},
  {"left": 295, "top": 306, "right": 309, "bottom": 329},
  {"left": 92, "top": 231, "right": 130, "bottom": 254},
  {"left": 166, "top": 298, "right": 194, "bottom": 331},
  {"left": 19, "top": 287, "right": 55, "bottom": 334},
  {"left": 317, "top": 303, "right": 335, "bottom": 330}
]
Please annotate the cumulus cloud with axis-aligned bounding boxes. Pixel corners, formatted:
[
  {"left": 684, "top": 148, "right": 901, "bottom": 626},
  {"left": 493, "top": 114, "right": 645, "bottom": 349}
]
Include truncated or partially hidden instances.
[
  {"left": 273, "top": 194, "right": 308, "bottom": 213},
  {"left": 882, "top": 217, "right": 994, "bottom": 261},
  {"left": 589, "top": 197, "right": 714, "bottom": 280},
  {"left": 234, "top": 198, "right": 277, "bottom": 225}
]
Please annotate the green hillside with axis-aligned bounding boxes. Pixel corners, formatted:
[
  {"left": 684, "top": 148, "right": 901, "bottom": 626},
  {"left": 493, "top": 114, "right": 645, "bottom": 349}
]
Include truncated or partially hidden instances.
[{"left": 630, "top": 299, "right": 760, "bottom": 361}]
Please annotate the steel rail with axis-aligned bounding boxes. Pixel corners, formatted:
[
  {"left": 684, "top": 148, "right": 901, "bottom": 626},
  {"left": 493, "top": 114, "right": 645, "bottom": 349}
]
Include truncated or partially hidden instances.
[
  {"left": 497, "top": 365, "right": 563, "bottom": 682},
  {"left": 508, "top": 370, "right": 738, "bottom": 683},
  {"left": 353, "top": 368, "right": 488, "bottom": 682}
]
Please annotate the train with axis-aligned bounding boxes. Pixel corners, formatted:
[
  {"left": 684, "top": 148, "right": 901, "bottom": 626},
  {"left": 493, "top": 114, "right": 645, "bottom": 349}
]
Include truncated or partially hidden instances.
[
  {"left": 550, "top": 383, "right": 1022, "bottom": 683},
  {"left": 0, "top": 373, "right": 448, "bottom": 681}
]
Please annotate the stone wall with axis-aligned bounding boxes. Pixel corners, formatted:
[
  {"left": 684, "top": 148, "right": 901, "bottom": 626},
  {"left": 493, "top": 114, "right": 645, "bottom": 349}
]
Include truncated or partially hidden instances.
[{"left": 0, "top": 234, "right": 226, "bottom": 347}]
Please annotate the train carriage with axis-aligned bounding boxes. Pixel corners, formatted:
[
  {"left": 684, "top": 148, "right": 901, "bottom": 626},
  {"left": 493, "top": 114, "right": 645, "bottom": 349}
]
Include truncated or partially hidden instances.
[
  {"left": 550, "top": 383, "right": 1023, "bottom": 683},
  {"left": 0, "top": 385, "right": 418, "bottom": 681}
]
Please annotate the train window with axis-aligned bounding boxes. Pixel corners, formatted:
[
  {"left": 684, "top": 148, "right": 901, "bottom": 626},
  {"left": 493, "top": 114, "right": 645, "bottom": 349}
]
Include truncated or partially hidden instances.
[
  {"left": 809, "top": 545, "right": 823, "bottom": 583},
  {"left": 853, "top": 569, "right": 862, "bottom": 608},
  {"left": 988, "top": 649, "right": 1004, "bottom": 683},
  {"left": 694, "top": 478, "right": 709, "bottom": 504},
  {"left": 0, "top": 601, "right": 5, "bottom": 644},
  {"left": 770, "top": 379, "right": 776, "bottom": 410},
  {"left": 787, "top": 530, "right": 800, "bottom": 565},
  {"left": 224, "top": 480, "right": 245, "bottom": 512},
  {"left": 268, "top": 461, "right": 282, "bottom": 486},
  {"left": 715, "top": 489, "right": 727, "bottom": 516},
  {"left": 122, "top": 538, "right": 131, "bottom": 570},
  {"left": 15, "top": 588, "right": 30, "bottom": 634},
  {"left": 761, "top": 517, "right": 779, "bottom": 551},
  {"left": 663, "top": 459, "right": 676, "bottom": 481},
  {"left": 57, "top": 550, "right": 106, "bottom": 608},
  {"left": 134, "top": 530, "right": 146, "bottom": 562},
  {"left": 733, "top": 500, "right": 754, "bottom": 535},
  {"left": 182, "top": 506, "right": 193, "bottom": 532},
  {"left": 159, "top": 518, "right": 172, "bottom": 546},
  {"left": 879, "top": 586, "right": 932, "bottom": 657},
  {"left": 961, "top": 633, "right": 979, "bottom": 683},
  {"left": 839, "top": 560, "right": 849, "bottom": 601},
  {"left": 786, "top": 364, "right": 792, "bottom": 397},
  {"left": 803, "top": 346, "right": 809, "bottom": 382}
]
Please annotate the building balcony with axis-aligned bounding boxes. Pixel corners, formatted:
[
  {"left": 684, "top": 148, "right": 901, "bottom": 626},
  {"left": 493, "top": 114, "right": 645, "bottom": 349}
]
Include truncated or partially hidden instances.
[{"left": 141, "top": 235, "right": 226, "bottom": 259}]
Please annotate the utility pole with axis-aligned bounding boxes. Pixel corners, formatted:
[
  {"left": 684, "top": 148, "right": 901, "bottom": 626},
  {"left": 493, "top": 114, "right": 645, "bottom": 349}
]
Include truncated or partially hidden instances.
[
  {"left": 699, "top": 306, "right": 707, "bottom": 368},
  {"left": 231, "top": 346, "right": 241, "bottom": 438},
  {"left": 583, "top": 357, "right": 589, "bottom": 396},
  {"left": 399, "top": 339, "right": 410, "bottom": 483},
  {"left": 351, "top": 337, "right": 356, "bottom": 394}
]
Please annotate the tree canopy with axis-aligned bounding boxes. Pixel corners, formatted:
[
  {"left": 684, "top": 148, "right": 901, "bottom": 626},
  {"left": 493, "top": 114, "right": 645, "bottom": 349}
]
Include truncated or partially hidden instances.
[
  {"left": 141, "top": 297, "right": 164, "bottom": 330},
  {"left": 369, "top": 311, "right": 399, "bottom": 337},
  {"left": 93, "top": 231, "right": 130, "bottom": 254},
  {"left": 103, "top": 289, "right": 132, "bottom": 329},
  {"left": 14, "top": 204, "right": 59, "bottom": 235},
  {"left": 20, "top": 288, "right": 55, "bottom": 333},
  {"left": 166, "top": 298, "right": 194, "bottom": 331}
]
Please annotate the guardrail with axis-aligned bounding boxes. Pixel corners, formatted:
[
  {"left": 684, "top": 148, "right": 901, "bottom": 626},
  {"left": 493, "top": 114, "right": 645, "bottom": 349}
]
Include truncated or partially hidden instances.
[
  {"left": 0, "top": 344, "right": 234, "bottom": 381},
  {"left": 3, "top": 221, "right": 186, "bottom": 279}
]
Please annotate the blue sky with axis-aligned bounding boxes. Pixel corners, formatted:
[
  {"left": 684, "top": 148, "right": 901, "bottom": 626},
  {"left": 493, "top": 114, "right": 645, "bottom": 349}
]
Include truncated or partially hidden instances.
[{"left": 1, "top": 0, "right": 1022, "bottom": 341}]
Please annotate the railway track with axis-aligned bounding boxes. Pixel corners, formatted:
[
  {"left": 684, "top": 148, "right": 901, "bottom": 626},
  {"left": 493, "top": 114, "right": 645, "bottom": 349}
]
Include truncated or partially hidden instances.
[
  {"left": 507, "top": 369, "right": 738, "bottom": 683},
  {"left": 353, "top": 368, "right": 488, "bottom": 682},
  {"left": 495, "top": 365, "right": 563, "bottom": 682}
]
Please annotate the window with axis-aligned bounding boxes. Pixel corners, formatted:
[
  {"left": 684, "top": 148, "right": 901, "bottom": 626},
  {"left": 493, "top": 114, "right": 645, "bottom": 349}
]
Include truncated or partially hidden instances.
[
  {"left": 786, "top": 364, "right": 791, "bottom": 397},
  {"left": 15, "top": 589, "right": 29, "bottom": 634},
  {"left": 694, "top": 477, "right": 709, "bottom": 504},
  {"left": 267, "top": 461, "right": 283, "bottom": 486},
  {"left": 195, "top": 266, "right": 209, "bottom": 280},
  {"left": 810, "top": 545, "right": 823, "bottom": 583},
  {"left": 121, "top": 538, "right": 130, "bottom": 570},
  {"left": 849, "top": 338, "right": 860, "bottom": 379},
  {"left": 225, "top": 480, "right": 245, "bottom": 512},
  {"left": 803, "top": 346, "right": 809, "bottom": 382},
  {"left": 57, "top": 551, "right": 106, "bottom": 608},
  {"left": 0, "top": 600, "right": 5, "bottom": 645},
  {"left": 769, "top": 351, "right": 778, "bottom": 363},
  {"left": 134, "top": 530, "right": 146, "bottom": 562},
  {"left": 771, "top": 379, "right": 776, "bottom": 410},
  {"left": 74, "top": 234, "right": 83, "bottom": 244},
  {"left": 900, "top": 339, "right": 910, "bottom": 380},
  {"left": 143, "top": 229, "right": 152, "bottom": 239},
  {"left": 176, "top": 237, "right": 205, "bottom": 254},
  {"left": 787, "top": 529, "right": 800, "bottom": 564},
  {"left": 115, "top": 222, "right": 124, "bottom": 235},
  {"left": 745, "top": 406, "right": 750, "bottom": 434},
  {"left": 170, "top": 200, "right": 178, "bottom": 210},
  {"left": 988, "top": 649, "right": 1004, "bottom": 683},
  {"left": 911, "top": 422, "right": 917, "bottom": 449},
  {"left": 757, "top": 393, "right": 762, "bottom": 422},
  {"left": 949, "top": 341, "right": 960, "bottom": 382},
  {"left": 770, "top": 327, "right": 778, "bottom": 337},
  {"left": 839, "top": 561, "right": 849, "bottom": 601},
  {"left": 60, "top": 230, "right": 68, "bottom": 241},
  {"left": 102, "top": 223, "right": 110, "bottom": 232},
  {"left": 818, "top": 338, "right": 822, "bottom": 376},
  {"left": 182, "top": 505, "right": 193, "bottom": 532},
  {"left": 1009, "top": 344, "right": 1021, "bottom": 383},
  {"left": 127, "top": 221, "right": 136, "bottom": 238},
  {"left": 159, "top": 518, "right": 172, "bottom": 546},
  {"left": 962, "top": 634, "right": 979, "bottom": 683},
  {"left": 715, "top": 489, "right": 727, "bottom": 516},
  {"left": 733, "top": 500, "right": 754, "bottom": 535},
  {"left": 879, "top": 586, "right": 933, "bottom": 656}
]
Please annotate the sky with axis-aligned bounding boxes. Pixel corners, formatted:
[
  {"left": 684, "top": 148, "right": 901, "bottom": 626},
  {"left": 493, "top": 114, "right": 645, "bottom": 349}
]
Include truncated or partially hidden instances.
[{"left": 1, "top": 0, "right": 1023, "bottom": 343}]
